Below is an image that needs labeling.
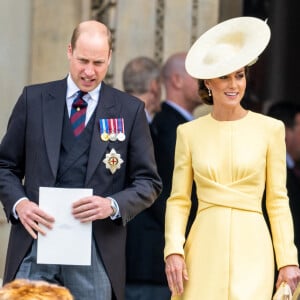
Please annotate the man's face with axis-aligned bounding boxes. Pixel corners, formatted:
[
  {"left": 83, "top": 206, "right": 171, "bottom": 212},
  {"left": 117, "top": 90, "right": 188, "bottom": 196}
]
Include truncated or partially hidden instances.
[
  {"left": 149, "top": 78, "right": 162, "bottom": 115},
  {"left": 182, "top": 72, "right": 203, "bottom": 110},
  {"left": 67, "top": 32, "right": 111, "bottom": 92}
]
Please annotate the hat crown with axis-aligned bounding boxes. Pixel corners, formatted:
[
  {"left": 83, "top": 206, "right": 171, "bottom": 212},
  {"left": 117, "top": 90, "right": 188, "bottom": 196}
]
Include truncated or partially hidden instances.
[
  {"left": 204, "top": 32, "right": 245, "bottom": 64},
  {"left": 185, "top": 17, "right": 271, "bottom": 79}
]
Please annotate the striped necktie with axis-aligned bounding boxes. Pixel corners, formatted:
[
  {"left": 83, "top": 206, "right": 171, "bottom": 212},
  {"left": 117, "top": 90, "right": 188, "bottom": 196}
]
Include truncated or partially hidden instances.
[{"left": 70, "top": 91, "right": 88, "bottom": 137}]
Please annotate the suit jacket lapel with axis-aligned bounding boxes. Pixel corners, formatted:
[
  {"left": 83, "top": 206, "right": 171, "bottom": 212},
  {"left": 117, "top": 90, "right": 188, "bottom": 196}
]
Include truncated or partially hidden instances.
[
  {"left": 42, "top": 79, "right": 67, "bottom": 178},
  {"left": 86, "top": 83, "right": 121, "bottom": 185}
]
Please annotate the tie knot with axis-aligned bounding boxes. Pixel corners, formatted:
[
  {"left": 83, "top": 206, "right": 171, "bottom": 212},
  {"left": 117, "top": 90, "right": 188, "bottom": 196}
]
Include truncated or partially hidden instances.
[
  {"left": 77, "top": 90, "right": 87, "bottom": 98},
  {"left": 72, "top": 91, "right": 87, "bottom": 109}
]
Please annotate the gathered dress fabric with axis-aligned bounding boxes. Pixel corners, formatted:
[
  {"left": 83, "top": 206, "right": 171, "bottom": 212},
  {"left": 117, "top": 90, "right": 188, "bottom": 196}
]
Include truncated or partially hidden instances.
[{"left": 164, "top": 111, "right": 298, "bottom": 300}]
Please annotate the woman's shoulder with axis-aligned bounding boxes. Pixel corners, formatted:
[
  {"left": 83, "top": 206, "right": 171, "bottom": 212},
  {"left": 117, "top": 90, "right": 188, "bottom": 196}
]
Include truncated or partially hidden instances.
[{"left": 248, "top": 111, "right": 284, "bottom": 129}]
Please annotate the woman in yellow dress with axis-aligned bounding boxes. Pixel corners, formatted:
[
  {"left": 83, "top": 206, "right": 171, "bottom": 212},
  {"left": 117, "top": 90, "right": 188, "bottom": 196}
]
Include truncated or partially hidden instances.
[{"left": 164, "top": 17, "right": 300, "bottom": 300}]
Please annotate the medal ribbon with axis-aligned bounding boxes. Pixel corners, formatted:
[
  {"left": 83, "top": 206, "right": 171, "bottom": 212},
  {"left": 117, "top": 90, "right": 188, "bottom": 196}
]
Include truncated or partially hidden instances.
[
  {"left": 109, "top": 118, "right": 115, "bottom": 134},
  {"left": 117, "top": 118, "right": 125, "bottom": 135},
  {"left": 100, "top": 119, "right": 109, "bottom": 134}
]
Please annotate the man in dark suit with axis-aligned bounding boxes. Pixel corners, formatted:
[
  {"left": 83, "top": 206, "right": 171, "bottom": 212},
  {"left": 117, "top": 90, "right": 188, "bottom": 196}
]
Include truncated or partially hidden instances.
[
  {"left": 0, "top": 20, "right": 162, "bottom": 300},
  {"left": 267, "top": 101, "right": 300, "bottom": 264}
]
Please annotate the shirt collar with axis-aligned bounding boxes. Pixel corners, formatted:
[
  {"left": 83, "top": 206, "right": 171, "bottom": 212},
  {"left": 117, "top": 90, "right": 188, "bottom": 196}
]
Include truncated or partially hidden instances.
[
  {"left": 287, "top": 153, "right": 295, "bottom": 169},
  {"left": 145, "top": 109, "right": 152, "bottom": 124},
  {"left": 67, "top": 74, "right": 101, "bottom": 102}
]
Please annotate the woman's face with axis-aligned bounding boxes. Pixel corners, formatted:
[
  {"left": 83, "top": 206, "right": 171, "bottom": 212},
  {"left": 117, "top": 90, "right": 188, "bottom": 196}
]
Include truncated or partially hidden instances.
[{"left": 205, "top": 68, "right": 246, "bottom": 108}]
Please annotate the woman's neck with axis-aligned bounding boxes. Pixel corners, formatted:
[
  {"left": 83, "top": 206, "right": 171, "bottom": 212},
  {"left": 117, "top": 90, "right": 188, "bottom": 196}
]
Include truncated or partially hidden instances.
[{"left": 211, "top": 105, "right": 248, "bottom": 121}]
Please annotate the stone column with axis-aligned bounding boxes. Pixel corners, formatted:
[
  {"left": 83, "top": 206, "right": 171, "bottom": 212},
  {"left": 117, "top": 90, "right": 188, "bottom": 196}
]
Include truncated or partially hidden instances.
[
  {"left": 0, "top": 0, "right": 33, "bottom": 280},
  {"left": 29, "top": 0, "right": 83, "bottom": 84},
  {"left": 0, "top": 0, "right": 32, "bottom": 138},
  {"left": 113, "top": 0, "right": 158, "bottom": 90}
]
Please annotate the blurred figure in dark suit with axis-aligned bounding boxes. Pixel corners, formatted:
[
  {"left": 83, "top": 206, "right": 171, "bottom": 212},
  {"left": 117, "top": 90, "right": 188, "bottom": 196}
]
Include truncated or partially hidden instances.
[
  {"left": 267, "top": 101, "right": 300, "bottom": 262},
  {"left": 123, "top": 56, "right": 165, "bottom": 300},
  {"left": 151, "top": 52, "right": 203, "bottom": 237}
]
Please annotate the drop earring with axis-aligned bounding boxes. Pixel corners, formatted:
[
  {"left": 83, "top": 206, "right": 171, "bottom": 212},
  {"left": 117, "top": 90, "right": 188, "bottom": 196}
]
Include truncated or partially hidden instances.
[{"left": 208, "top": 89, "right": 211, "bottom": 96}]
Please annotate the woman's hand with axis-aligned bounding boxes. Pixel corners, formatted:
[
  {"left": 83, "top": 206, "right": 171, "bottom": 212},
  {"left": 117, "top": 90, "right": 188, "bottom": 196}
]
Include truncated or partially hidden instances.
[
  {"left": 276, "top": 265, "right": 300, "bottom": 293},
  {"left": 165, "top": 254, "right": 189, "bottom": 296}
]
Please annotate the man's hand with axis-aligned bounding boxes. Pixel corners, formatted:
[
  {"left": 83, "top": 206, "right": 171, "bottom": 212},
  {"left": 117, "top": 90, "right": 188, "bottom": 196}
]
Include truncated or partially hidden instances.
[
  {"left": 16, "top": 199, "right": 55, "bottom": 239},
  {"left": 72, "top": 196, "right": 113, "bottom": 222}
]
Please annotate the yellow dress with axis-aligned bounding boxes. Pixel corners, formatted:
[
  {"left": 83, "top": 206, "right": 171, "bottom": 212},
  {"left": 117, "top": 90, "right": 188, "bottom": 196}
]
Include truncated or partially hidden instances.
[{"left": 164, "top": 111, "right": 298, "bottom": 300}]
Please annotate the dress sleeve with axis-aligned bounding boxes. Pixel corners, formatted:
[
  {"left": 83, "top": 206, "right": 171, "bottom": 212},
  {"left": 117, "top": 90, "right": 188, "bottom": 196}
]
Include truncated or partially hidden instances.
[
  {"left": 265, "top": 120, "right": 298, "bottom": 268},
  {"left": 164, "top": 124, "right": 194, "bottom": 259}
]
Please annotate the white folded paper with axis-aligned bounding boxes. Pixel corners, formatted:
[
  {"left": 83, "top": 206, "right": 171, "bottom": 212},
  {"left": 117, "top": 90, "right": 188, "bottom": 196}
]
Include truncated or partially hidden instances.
[{"left": 37, "top": 187, "right": 93, "bottom": 265}]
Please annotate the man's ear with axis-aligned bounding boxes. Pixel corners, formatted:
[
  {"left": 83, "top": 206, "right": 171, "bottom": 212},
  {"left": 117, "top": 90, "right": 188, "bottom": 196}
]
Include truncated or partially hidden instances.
[
  {"left": 149, "top": 79, "right": 157, "bottom": 93},
  {"left": 67, "top": 44, "right": 73, "bottom": 59},
  {"left": 107, "top": 49, "right": 112, "bottom": 66}
]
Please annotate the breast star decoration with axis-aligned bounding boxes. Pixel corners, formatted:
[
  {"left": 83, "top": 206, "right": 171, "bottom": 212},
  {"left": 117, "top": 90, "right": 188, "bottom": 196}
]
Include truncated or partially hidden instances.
[{"left": 103, "top": 148, "right": 124, "bottom": 174}]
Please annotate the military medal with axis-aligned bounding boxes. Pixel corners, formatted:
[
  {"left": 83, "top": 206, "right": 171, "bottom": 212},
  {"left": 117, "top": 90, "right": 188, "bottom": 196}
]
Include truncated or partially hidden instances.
[
  {"left": 103, "top": 148, "right": 124, "bottom": 174},
  {"left": 117, "top": 118, "right": 126, "bottom": 141},
  {"left": 109, "top": 119, "right": 118, "bottom": 141},
  {"left": 101, "top": 132, "right": 109, "bottom": 141},
  {"left": 99, "top": 118, "right": 125, "bottom": 142},
  {"left": 117, "top": 132, "right": 125, "bottom": 141},
  {"left": 109, "top": 133, "right": 117, "bottom": 141},
  {"left": 99, "top": 119, "right": 109, "bottom": 141}
]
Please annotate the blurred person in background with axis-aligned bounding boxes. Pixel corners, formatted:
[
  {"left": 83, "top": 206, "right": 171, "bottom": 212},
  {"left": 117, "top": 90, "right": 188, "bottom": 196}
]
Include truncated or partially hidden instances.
[
  {"left": 123, "top": 56, "right": 165, "bottom": 300},
  {"left": 151, "top": 52, "right": 203, "bottom": 237},
  {"left": 267, "top": 101, "right": 300, "bottom": 264},
  {"left": 122, "top": 56, "right": 161, "bottom": 124}
]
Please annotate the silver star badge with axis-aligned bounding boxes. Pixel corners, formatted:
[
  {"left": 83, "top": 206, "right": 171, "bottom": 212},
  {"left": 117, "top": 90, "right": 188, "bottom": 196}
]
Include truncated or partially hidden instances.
[{"left": 103, "top": 148, "right": 124, "bottom": 174}]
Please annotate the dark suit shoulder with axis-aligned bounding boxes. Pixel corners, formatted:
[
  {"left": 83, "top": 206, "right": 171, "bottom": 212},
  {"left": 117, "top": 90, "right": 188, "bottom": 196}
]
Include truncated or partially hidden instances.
[
  {"left": 14, "top": 79, "right": 67, "bottom": 114},
  {"left": 24, "top": 78, "right": 67, "bottom": 91},
  {"left": 152, "top": 102, "right": 188, "bottom": 134},
  {"left": 152, "top": 102, "right": 187, "bottom": 126},
  {"left": 101, "top": 82, "right": 144, "bottom": 108}
]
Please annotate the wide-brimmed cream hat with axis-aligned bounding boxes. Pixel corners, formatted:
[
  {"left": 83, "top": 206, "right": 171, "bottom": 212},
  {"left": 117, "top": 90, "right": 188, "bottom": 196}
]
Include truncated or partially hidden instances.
[{"left": 185, "top": 16, "right": 271, "bottom": 79}]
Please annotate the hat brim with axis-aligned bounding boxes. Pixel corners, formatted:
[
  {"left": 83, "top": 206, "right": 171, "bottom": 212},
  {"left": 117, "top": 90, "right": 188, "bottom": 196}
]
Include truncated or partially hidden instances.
[{"left": 185, "top": 17, "right": 271, "bottom": 79}]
